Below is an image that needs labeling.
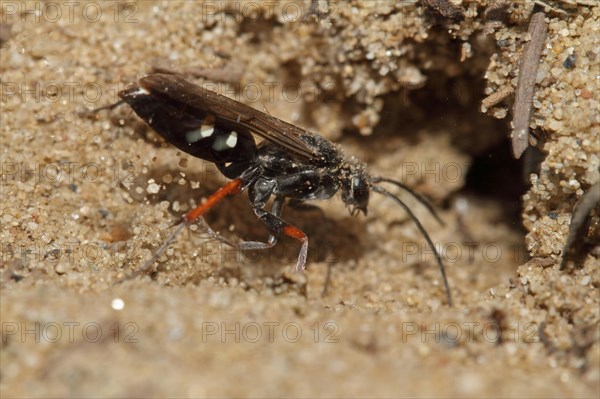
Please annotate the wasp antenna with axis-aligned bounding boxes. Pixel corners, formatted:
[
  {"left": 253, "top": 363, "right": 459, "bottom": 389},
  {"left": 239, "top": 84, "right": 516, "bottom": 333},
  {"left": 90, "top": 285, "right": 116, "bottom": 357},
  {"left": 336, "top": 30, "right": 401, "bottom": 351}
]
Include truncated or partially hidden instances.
[
  {"left": 88, "top": 99, "right": 127, "bottom": 114},
  {"left": 371, "top": 184, "right": 453, "bottom": 306},
  {"left": 371, "top": 176, "right": 445, "bottom": 227},
  {"left": 80, "top": 100, "right": 125, "bottom": 116}
]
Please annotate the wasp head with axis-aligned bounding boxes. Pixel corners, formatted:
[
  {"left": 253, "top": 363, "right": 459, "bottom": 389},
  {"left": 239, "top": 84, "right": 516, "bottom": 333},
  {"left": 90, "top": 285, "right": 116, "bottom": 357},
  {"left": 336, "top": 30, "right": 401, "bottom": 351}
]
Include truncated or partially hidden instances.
[{"left": 341, "top": 166, "right": 370, "bottom": 216}]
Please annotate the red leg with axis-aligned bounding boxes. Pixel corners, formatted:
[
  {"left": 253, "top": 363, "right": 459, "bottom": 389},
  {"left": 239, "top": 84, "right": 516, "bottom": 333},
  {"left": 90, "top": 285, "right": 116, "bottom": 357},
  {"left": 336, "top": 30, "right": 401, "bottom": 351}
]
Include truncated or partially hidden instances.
[
  {"left": 184, "top": 178, "right": 243, "bottom": 223},
  {"left": 281, "top": 225, "right": 309, "bottom": 272}
]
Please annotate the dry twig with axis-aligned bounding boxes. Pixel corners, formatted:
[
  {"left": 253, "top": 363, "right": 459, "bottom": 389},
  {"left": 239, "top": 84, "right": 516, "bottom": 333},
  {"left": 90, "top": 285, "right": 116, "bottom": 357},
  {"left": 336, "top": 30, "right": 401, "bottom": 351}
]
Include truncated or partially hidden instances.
[
  {"left": 482, "top": 86, "right": 515, "bottom": 110},
  {"left": 511, "top": 12, "right": 548, "bottom": 159}
]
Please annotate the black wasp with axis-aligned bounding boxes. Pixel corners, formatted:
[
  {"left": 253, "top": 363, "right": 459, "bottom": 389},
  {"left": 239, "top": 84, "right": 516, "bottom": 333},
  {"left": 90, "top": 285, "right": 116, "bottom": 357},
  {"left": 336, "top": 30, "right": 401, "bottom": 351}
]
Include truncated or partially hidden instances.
[{"left": 110, "top": 73, "right": 452, "bottom": 305}]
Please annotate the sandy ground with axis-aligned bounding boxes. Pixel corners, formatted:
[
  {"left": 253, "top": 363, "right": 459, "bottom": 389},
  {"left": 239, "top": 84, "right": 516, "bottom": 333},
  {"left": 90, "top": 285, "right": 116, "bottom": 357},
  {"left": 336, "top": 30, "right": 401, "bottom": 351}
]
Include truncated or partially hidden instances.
[{"left": 1, "top": 1, "right": 598, "bottom": 398}]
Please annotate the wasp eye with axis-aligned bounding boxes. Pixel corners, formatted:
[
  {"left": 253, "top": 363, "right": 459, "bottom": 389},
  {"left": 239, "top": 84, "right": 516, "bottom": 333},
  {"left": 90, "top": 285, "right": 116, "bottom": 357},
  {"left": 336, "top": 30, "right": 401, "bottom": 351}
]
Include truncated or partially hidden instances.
[{"left": 342, "top": 174, "right": 369, "bottom": 215}]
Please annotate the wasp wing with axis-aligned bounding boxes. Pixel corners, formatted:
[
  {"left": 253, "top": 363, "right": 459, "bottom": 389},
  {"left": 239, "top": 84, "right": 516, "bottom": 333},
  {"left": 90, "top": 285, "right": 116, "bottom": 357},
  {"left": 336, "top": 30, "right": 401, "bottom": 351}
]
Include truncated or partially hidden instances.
[{"left": 130, "top": 73, "right": 319, "bottom": 161}]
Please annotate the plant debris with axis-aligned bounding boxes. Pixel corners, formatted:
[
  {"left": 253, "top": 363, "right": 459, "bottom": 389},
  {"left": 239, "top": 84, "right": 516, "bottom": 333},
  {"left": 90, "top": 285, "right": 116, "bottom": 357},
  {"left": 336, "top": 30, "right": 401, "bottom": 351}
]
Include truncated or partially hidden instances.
[{"left": 511, "top": 12, "right": 549, "bottom": 159}]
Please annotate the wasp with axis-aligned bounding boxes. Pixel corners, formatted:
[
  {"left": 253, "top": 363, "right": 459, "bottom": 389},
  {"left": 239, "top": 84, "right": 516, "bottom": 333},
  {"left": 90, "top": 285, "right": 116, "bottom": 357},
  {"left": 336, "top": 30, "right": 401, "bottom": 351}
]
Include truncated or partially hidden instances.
[{"left": 108, "top": 73, "right": 452, "bottom": 305}]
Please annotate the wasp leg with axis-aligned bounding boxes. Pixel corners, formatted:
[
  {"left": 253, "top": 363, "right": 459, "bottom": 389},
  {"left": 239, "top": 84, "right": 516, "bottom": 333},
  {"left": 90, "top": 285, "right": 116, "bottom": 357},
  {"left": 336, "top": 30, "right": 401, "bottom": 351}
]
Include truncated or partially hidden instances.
[
  {"left": 182, "top": 167, "right": 262, "bottom": 247},
  {"left": 241, "top": 201, "right": 309, "bottom": 272},
  {"left": 239, "top": 177, "right": 309, "bottom": 271},
  {"left": 238, "top": 195, "right": 284, "bottom": 250}
]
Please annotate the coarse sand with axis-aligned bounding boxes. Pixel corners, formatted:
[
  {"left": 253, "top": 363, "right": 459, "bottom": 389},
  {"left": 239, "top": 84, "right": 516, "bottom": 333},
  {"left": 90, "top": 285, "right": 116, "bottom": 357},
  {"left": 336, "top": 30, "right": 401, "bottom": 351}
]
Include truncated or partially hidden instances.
[{"left": 1, "top": 1, "right": 598, "bottom": 398}]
